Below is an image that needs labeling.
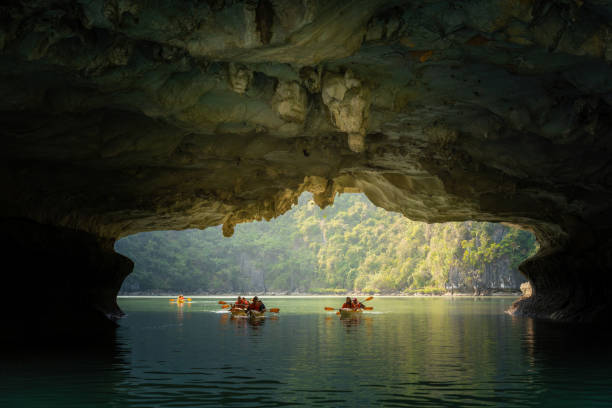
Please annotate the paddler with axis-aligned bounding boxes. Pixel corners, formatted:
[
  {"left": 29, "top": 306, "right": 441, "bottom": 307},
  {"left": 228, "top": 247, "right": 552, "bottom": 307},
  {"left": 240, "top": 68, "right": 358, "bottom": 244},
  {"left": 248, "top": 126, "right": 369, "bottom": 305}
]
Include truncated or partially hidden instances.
[
  {"left": 351, "top": 298, "right": 365, "bottom": 310},
  {"left": 234, "top": 296, "right": 246, "bottom": 309},
  {"left": 247, "top": 296, "right": 266, "bottom": 312},
  {"left": 341, "top": 297, "right": 352, "bottom": 309}
]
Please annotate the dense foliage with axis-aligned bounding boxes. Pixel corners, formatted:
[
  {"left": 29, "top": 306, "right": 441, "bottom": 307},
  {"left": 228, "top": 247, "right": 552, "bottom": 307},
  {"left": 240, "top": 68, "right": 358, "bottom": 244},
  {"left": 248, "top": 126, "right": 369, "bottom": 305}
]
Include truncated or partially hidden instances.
[{"left": 116, "top": 194, "right": 537, "bottom": 294}]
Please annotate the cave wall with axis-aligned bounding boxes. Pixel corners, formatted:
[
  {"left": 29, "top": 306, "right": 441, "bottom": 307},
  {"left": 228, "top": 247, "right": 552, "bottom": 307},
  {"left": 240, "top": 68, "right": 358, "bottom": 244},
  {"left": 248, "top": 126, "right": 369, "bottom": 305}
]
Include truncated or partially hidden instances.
[
  {"left": 0, "top": 218, "right": 132, "bottom": 338},
  {"left": 1, "top": 0, "right": 612, "bottom": 325}
]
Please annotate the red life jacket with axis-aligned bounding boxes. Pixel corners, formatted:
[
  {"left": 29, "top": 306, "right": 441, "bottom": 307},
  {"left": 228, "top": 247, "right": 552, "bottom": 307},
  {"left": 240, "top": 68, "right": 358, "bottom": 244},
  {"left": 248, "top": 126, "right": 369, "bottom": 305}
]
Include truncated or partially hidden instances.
[{"left": 341, "top": 302, "right": 352, "bottom": 309}]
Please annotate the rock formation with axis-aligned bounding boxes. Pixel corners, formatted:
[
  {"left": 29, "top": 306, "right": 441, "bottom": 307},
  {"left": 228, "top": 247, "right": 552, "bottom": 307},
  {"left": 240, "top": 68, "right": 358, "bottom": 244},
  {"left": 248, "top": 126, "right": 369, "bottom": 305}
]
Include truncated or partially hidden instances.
[{"left": 1, "top": 0, "right": 612, "bottom": 331}]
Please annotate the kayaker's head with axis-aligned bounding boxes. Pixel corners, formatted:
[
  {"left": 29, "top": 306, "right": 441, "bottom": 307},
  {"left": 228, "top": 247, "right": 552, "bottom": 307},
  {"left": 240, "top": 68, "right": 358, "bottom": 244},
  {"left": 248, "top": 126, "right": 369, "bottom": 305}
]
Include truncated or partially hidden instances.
[
  {"left": 253, "top": 296, "right": 258, "bottom": 301},
  {"left": 353, "top": 298, "right": 358, "bottom": 302},
  {"left": 346, "top": 297, "right": 351, "bottom": 302}
]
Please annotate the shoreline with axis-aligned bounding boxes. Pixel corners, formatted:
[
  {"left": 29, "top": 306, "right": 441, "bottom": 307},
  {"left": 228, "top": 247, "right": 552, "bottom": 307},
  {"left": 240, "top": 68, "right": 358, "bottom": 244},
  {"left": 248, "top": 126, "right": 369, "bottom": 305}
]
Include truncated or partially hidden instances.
[{"left": 118, "top": 292, "right": 522, "bottom": 298}]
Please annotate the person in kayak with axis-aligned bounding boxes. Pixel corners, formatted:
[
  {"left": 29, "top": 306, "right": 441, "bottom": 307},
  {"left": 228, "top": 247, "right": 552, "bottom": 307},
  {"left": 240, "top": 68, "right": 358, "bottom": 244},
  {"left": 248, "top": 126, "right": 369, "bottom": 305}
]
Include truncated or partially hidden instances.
[
  {"left": 351, "top": 298, "right": 365, "bottom": 310},
  {"left": 247, "top": 296, "right": 266, "bottom": 312},
  {"left": 234, "top": 296, "right": 246, "bottom": 309},
  {"left": 341, "top": 297, "right": 352, "bottom": 309}
]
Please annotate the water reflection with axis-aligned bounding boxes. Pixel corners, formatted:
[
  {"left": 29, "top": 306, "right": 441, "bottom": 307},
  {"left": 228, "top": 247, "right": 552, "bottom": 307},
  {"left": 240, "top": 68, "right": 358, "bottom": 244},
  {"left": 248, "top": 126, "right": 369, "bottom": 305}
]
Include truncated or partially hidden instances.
[
  {"left": 521, "top": 317, "right": 612, "bottom": 362},
  {"left": 216, "top": 312, "right": 279, "bottom": 330},
  {"left": 3, "top": 297, "right": 612, "bottom": 407},
  {"left": 0, "top": 332, "right": 130, "bottom": 407},
  {"left": 516, "top": 318, "right": 612, "bottom": 406}
]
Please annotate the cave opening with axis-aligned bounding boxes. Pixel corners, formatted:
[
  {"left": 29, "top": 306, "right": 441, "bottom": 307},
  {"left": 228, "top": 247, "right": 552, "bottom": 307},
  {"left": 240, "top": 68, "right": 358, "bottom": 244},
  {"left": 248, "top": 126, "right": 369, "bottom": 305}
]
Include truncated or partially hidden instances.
[{"left": 114, "top": 192, "right": 537, "bottom": 298}]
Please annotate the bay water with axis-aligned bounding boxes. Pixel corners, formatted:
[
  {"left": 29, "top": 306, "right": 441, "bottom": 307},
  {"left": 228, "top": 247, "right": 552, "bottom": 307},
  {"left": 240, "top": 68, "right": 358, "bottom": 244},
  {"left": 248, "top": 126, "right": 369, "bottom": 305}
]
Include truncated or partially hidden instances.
[{"left": 2, "top": 297, "right": 611, "bottom": 407}]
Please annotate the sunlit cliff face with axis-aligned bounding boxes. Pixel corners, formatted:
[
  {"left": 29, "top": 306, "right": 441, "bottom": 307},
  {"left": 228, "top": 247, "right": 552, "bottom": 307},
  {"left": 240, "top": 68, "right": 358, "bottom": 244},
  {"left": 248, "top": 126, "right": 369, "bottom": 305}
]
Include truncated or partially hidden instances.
[{"left": 1, "top": 0, "right": 612, "bottom": 327}]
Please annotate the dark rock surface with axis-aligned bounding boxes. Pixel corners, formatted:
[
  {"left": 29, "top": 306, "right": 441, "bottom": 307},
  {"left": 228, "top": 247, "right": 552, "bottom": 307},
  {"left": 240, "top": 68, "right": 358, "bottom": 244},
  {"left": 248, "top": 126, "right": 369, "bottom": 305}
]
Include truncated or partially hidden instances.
[
  {"left": 0, "top": 218, "right": 132, "bottom": 338},
  {"left": 1, "top": 0, "right": 612, "bottom": 327}
]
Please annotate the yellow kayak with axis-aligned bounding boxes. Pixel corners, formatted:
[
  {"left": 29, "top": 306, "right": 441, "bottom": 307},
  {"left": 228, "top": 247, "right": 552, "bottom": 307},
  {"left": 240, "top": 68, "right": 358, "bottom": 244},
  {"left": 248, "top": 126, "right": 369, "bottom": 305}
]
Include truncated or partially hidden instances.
[
  {"left": 230, "top": 307, "right": 247, "bottom": 317},
  {"left": 248, "top": 310, "right": 265, "bottom": 319},
  {"left": 339, "top": 308, "right": 363, "bottom": 318}
]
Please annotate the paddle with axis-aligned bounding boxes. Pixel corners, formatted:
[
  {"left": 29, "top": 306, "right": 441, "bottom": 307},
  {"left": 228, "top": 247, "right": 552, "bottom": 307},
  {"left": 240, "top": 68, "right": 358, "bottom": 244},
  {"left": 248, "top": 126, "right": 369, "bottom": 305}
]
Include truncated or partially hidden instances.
[
  {"left": 268, "top": 308, "right": 280, "bottom": 313},
  {"left": 218, "top": 300, "right": 227, "bottom": 305},
  {"left": 363, "top": 307, "right": 373, "bottom": 311},
  {"left": 221, "top": 304, "right": 230, "bottom": 309}
]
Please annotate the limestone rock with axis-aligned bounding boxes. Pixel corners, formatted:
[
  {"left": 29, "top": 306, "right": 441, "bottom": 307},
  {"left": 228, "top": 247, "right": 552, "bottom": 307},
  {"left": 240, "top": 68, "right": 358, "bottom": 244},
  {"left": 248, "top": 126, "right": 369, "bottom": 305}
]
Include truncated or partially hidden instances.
[
  {"left": 322, "top": 70, "right": 371, "bottom": 152},
  {"left": 273, "top": 80, "right": 307, "bottom": 123},
  {"left": 299, "top": 66, "right": 322, "bottom": 94},
  {"left": 228, "top": 62, "right": 253, "bottom": 94},
  {"left": 520, "top": 281, "right": 532, "bottom": 297}
]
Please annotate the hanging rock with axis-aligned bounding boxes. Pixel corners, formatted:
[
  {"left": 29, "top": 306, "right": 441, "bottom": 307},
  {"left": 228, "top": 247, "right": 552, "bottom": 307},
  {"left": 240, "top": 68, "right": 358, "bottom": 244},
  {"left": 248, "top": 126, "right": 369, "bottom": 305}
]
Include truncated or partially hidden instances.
[{"left": 321, "top": 70, "right": 371, "bottom": 152}]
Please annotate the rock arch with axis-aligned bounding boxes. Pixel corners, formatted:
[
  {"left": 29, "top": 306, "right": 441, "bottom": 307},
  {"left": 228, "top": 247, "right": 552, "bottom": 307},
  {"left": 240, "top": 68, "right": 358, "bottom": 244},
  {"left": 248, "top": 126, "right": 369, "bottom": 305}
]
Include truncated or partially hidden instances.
[{"left": 1, "top": 0, "right": 611, "bottom": 334}]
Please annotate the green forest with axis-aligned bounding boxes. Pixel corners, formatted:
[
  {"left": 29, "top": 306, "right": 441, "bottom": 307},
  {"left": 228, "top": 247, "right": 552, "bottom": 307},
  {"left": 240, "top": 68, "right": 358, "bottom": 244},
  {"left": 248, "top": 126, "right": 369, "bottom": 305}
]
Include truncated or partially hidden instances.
[{"left": 116, "top": 193, "right": 538, "bottom": 295}]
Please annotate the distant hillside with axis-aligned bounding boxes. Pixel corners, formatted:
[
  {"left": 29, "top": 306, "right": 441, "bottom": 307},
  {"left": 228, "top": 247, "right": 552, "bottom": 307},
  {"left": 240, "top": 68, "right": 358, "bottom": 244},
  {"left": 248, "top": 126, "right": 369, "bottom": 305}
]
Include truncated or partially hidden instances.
[{"left": 116, "top": 193, "right": 536, "bottom": 294}]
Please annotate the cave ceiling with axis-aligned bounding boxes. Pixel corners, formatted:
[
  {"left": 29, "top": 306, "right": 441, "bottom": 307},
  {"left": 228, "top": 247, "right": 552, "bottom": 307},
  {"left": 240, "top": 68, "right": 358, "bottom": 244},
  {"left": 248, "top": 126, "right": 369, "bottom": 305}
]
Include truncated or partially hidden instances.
[{"left": 1, "top": 0, "right": 612, "bottom": 249}]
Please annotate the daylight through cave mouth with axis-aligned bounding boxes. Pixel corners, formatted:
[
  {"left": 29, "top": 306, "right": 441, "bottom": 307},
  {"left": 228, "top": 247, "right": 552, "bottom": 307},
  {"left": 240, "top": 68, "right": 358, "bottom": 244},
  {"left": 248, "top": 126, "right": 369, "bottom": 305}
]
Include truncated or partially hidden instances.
[{"left": 115, "top": 193, "right": 537, "bottom": 297}]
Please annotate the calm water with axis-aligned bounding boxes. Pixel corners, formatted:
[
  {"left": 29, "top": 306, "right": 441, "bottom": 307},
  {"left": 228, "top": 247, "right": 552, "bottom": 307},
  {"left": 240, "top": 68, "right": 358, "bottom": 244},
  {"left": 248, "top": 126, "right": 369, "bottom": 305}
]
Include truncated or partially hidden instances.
[{"left": 2, "top": 297, "right": 612, "bottom": 407}]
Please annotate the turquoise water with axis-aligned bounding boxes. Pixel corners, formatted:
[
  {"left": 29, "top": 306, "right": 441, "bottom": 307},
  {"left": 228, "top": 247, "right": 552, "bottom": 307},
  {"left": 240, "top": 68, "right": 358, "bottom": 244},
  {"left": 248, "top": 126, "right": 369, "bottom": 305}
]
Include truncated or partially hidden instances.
[{"left": 2, "top": 297, "right": 611, "bottom": 407}]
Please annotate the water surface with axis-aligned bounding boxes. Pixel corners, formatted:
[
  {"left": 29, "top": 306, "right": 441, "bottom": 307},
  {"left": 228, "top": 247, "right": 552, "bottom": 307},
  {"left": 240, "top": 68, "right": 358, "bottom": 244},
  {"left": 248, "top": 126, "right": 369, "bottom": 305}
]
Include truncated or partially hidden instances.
[{"left": 2, "top": 297, "right": 611, "bottom": 407}]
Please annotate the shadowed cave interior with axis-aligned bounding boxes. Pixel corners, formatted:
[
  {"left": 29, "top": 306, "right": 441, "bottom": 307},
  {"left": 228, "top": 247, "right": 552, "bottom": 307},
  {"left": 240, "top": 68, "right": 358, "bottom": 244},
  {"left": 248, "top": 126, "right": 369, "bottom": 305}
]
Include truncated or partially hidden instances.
[{"left": 2, "top": 0, "right": 612, "bottom": 337}]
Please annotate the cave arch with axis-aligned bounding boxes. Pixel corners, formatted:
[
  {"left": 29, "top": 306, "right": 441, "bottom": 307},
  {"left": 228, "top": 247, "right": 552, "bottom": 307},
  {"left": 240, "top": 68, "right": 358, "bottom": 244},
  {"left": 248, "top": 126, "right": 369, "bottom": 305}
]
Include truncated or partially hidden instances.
[{"left": 2, "top": 1, "right": 612, "bottom": 335}]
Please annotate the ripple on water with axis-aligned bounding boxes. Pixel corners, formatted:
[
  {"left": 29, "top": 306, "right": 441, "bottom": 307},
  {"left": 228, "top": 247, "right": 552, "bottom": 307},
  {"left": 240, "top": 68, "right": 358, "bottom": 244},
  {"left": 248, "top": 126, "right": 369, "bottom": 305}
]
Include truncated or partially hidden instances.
[{"left": 2, "top": 297, "right": 612, "bottom": 407}]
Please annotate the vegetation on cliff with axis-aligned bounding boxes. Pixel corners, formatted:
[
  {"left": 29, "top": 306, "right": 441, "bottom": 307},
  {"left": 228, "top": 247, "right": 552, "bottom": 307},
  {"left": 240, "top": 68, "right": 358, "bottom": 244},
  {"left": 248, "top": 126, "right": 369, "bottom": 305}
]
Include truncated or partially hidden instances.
[{"left": 116, "top": 194, "right": 537, "bottom": 294}]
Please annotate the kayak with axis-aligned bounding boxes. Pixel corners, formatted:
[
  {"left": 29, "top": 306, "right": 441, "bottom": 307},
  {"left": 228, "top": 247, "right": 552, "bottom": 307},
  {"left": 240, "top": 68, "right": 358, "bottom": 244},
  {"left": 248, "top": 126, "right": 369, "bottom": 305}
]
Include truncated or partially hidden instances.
[
  {"left": 339, "top": 308, "right": 362, "bottom": 318},
  {"left": 230, "top": 307, "right": 247, "bottom": 317},
  {"left": 248, "top": 309, "right": 265, "bottom": 319}
]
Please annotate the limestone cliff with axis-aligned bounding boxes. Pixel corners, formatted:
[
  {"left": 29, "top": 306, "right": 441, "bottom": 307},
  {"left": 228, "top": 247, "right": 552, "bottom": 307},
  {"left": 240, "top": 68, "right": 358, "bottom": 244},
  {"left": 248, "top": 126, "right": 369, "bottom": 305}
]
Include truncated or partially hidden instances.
[{"left": 1, "top": 0, "right": 612, "bottom": 327}]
